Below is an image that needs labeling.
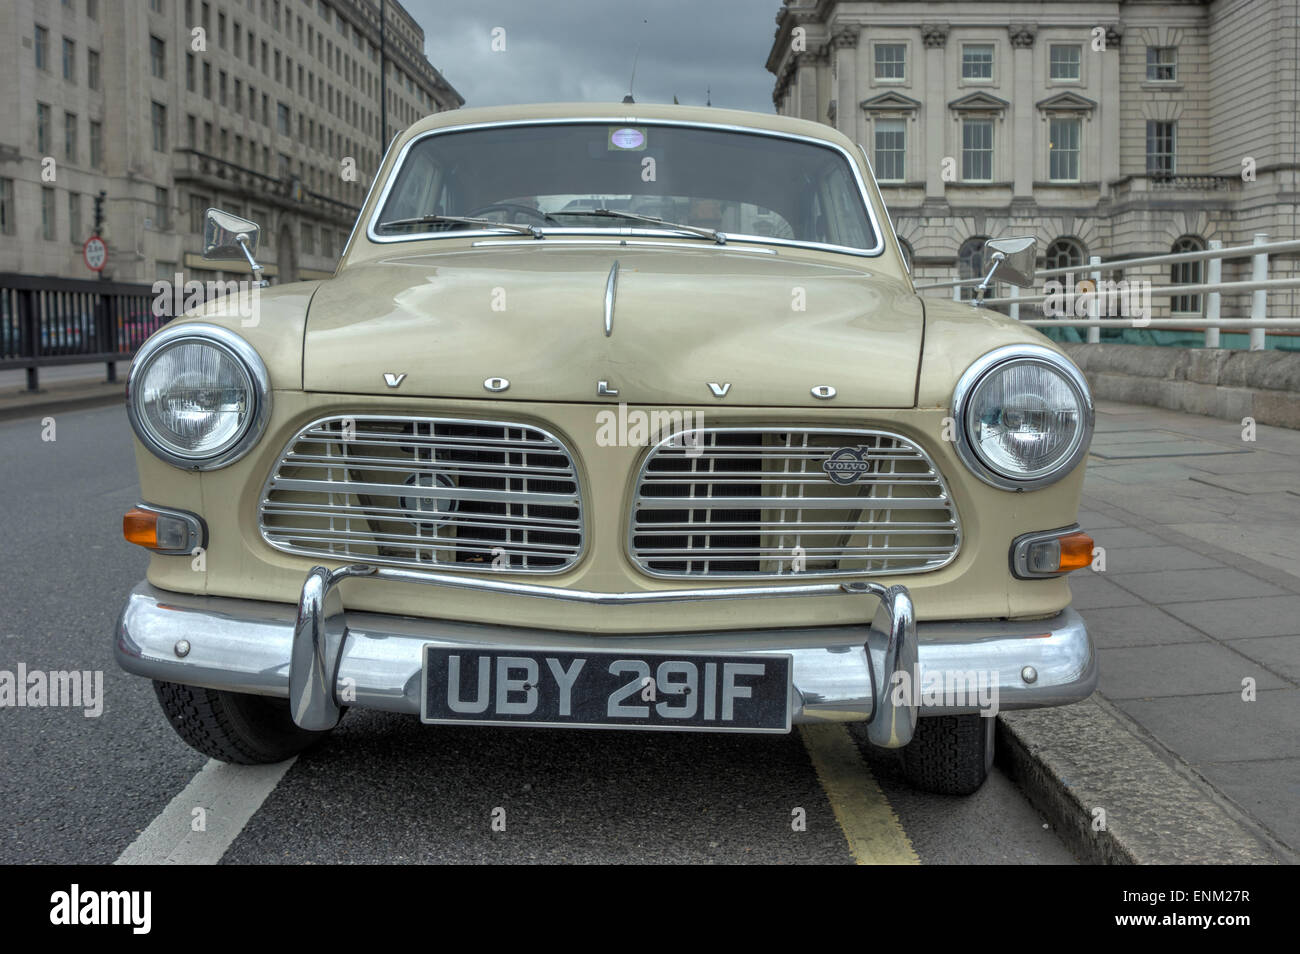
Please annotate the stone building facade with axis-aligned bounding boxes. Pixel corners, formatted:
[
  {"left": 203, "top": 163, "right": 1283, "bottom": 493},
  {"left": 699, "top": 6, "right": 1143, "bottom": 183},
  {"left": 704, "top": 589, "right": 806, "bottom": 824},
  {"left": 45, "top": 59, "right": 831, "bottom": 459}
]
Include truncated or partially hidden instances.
[
  {"left": 766, "top": 0, "right": 1300, "bottom": 326},
  {"left": 0, "top": 0, "right": 462, "bottom": 284}
]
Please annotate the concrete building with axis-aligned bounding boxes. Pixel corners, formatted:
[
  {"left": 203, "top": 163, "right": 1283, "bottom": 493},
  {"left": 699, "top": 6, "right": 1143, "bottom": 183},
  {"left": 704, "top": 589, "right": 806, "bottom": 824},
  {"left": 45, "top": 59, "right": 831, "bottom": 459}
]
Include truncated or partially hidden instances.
[
  {"left": 0, "top": 0, "right": 463, "bottom": 284},
  {"left": 766, "top": 0, "right": 1300, "bottom": 328}
]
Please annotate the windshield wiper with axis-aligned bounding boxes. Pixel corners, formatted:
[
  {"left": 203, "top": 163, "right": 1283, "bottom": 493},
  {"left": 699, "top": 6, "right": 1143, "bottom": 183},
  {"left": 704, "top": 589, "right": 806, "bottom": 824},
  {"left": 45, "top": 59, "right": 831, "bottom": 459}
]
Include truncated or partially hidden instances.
[
  {"left": 376, "top": 214, "right": 547, "bottom": 239},
  {"left": 549, "top": 209, "right": 726, "bottom": 245}
]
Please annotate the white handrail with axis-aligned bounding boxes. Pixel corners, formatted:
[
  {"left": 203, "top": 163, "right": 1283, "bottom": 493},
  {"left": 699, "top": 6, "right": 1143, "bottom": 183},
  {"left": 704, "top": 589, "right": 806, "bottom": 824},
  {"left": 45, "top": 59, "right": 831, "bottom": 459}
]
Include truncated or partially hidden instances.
[
  {"left": 915, "top": 231, "right": 1300, "bottom": 348},
  {"left": 913, "top": 236, "right": 1300, "bottom": 290}
]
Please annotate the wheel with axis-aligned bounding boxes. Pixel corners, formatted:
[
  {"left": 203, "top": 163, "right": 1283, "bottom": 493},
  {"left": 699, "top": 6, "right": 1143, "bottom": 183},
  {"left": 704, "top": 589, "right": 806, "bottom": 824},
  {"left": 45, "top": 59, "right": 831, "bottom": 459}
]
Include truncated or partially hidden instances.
[
  {"left": 152, "top": 680, "right": 335, "bottom": 765},
  {"left": 899, "top": 714, "right": 995, "bottom": 795}
]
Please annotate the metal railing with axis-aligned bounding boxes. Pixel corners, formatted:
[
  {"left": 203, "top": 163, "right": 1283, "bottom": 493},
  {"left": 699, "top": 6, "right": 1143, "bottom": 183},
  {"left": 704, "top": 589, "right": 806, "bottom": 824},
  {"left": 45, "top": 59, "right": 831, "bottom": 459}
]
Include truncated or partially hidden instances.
[
  {"left": 915, "top": 234, "right": 1300, "bottom": 349},
  {"left": 0, "top": 274, "right": 197, "bottom": 391}
]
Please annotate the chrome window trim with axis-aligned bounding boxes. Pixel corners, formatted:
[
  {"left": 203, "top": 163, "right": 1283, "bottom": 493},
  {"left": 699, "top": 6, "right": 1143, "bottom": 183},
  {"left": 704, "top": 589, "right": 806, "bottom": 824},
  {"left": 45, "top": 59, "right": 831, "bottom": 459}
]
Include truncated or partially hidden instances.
[
  {"left": 364, "top": 117, "right": 887, "bottom": 258},
  {"left": 127, "top": 322, "right": 272, "bottom": 472},
  {"left": 258, "top": 413, "right": 587, "bottom": 576},
  {"left": 950, "top": 345, "right": 1095, "bottom": 492},
  {"left": 627, "top": 426, "right": 962, "bottom": 580},
  {"left": 338, "top": 131, "right": 402, "bottom": 264}
]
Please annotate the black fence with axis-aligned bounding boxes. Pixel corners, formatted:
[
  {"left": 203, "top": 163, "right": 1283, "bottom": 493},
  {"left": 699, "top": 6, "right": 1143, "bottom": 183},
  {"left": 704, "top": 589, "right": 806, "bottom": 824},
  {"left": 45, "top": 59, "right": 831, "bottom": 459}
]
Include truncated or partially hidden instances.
[{"left": 0, "top": 274, "right": 185, "bottom": 391}]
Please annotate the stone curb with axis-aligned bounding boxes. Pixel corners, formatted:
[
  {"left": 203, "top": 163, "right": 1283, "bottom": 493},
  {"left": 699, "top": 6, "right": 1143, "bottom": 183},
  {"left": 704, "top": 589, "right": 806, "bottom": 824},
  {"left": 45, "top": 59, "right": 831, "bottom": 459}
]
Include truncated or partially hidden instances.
[
  {"left": 996, "top": 696, "right": 1285, "bottom": 865},
  {"left": 0, "top": 382, "right": 126, "bottom": 423}
]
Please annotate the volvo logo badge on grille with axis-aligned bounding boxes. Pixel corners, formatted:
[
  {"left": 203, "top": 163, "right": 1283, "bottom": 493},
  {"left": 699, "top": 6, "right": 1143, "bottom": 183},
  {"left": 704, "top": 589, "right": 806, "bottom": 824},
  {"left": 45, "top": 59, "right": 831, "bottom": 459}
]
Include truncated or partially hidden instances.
[{"left": 822, "top": 446, "right": 875, "bottom": 485}]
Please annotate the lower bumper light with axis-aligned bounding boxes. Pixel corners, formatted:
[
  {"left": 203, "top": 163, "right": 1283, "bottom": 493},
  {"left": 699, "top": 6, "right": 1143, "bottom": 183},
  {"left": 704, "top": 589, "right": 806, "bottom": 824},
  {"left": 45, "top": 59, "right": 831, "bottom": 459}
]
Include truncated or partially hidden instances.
[{"left": 1011, "top": 526, "right": 1094, "bottom": 579}]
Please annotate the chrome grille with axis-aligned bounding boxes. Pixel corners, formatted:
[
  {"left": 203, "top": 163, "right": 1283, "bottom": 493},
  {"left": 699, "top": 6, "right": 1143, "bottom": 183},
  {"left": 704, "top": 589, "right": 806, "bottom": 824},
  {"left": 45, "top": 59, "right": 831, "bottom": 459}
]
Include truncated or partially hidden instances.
[
  {"left": 260, "top": 416, "right": 582, "bottom": 573},
  {"left": 630, "top": 428, "right": 959, "bottom": 578}
]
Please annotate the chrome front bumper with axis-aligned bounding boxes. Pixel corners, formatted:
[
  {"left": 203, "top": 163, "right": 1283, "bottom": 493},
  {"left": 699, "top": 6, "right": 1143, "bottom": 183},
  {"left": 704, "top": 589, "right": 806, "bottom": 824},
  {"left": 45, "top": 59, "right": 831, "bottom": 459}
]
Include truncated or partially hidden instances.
[{"left": 115, "top": 565, "right": 1096, "bottom": 748}]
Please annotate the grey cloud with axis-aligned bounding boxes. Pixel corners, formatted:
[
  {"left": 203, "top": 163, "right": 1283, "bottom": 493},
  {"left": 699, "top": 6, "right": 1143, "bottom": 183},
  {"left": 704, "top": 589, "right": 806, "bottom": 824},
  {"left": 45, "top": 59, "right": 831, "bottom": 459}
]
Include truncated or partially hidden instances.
[{"left": 403, "top": 0, "right": 780, "bottom": 112}]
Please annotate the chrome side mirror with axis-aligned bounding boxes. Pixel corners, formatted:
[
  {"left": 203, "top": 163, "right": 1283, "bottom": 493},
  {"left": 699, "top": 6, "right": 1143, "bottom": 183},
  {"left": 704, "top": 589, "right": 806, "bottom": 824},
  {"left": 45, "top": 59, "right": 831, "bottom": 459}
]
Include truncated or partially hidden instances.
[
  {"left": 984, "top": 236, "right": 1037, "bottom": 287},
  {"left": 970, "top": 236, "right": 1036, "bottom": 308},
  {"left": 203, "top": 208, "right": 267, "bottom": 285}
]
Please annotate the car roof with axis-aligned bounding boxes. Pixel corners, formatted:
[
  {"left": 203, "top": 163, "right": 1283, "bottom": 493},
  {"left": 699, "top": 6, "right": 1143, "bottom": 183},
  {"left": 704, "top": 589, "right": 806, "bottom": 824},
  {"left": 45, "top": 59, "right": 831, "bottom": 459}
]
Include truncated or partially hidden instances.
[{"left": 394, "top": 102, "right": 862, "bottom": 154}]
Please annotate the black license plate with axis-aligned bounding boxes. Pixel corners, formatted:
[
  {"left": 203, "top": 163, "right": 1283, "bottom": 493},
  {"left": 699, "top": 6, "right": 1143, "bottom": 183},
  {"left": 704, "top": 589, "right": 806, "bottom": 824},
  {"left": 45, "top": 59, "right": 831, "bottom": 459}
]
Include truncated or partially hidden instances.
[{"left": 421, "top": 646, "right": 792, "bottom": 733}]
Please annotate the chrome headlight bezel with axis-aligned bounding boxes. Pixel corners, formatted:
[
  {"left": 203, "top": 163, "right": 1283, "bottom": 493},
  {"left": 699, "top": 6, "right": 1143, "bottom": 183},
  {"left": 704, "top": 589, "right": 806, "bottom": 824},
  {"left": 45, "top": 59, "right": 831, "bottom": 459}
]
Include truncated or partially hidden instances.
[
  {"left": 127, "top": 322, "right": 271, "bottom": 471},
  {"left": 951, "top": 345, "right": 1094, "bottom": 491}
]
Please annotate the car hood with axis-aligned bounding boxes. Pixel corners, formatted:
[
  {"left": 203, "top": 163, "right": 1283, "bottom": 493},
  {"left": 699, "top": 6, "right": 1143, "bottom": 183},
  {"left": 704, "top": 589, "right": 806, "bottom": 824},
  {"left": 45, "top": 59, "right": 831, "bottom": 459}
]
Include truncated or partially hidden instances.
[{"left": 303, "top": 244, "right": 922, "bottom": 407}]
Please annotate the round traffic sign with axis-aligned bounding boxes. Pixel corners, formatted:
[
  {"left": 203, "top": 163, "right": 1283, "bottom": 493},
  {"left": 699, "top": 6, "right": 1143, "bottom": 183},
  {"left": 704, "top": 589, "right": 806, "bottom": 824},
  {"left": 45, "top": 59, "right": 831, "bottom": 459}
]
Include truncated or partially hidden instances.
[{"left": 83, "top": 235, "right": 107, "bottom": 272}]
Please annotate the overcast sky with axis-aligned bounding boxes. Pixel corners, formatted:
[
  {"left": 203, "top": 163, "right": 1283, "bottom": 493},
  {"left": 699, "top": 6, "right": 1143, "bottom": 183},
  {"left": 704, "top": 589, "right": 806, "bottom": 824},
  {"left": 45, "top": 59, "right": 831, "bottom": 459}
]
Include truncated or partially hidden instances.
[{"left": 402, "top": 0, "right": 781, "bottom": 113}]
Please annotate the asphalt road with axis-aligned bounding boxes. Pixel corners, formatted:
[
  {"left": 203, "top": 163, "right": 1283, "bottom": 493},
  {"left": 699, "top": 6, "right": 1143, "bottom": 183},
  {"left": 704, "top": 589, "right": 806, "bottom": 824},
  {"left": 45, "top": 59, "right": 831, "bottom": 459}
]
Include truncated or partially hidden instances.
[{"left": 0, "top": 404, "right": 1076, "bottom": 865}]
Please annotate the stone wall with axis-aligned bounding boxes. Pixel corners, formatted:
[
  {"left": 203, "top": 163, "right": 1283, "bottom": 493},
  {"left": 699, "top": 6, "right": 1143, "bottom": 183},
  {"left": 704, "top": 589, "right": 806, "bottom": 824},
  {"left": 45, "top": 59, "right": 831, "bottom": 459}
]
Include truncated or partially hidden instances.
[{"left": 1060, "top": 342, "right": 1300, "bottom": 428}]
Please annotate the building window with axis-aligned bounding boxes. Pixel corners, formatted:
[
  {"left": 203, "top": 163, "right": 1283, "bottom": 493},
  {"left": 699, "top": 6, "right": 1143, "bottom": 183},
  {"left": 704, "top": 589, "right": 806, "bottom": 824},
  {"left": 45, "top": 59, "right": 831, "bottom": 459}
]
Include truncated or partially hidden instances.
[
  {"left": 64, "top": 112, "right": 78, "bottom": 162},
  {"left": 35, "top": 26, "right": 49, "bottom": 71},
  {"left": 0, "top": 179, "right": 14, "bottom": 236},
  {"left": 41, "top": 187, "right": 56, "bottom": 241},
  {"left": 958, "top": 237, "right": 988, "bottom": 300},
  {"left": 87, "top": 0, "right": 98, "bottom": 21},
  {"left": 1146, "top": 121, "right": 1176, "bottom": 176},
  {"left": 1050, "top": 45, "right": 1081, "bottom": 80},
  {"left": 150, "top": 35, "right": 166, "bottom": 78},
  {"left": 302, "top": 222, "right": 315, "bottom": 255},
  {"left": 186, "top": 53, "right": 195, "bottom": 91},
  {"left": 63, "top": 38, "right": 76, "bottom": 81},
  {"left": 874, "top": 43, "right": 906, "bottom": 81},
  {"left": 149, "top": 0, "right": 165, "bottom": 11},
  {"left": 36, "top": 103, "right": 51, "bottom": 155},
  {"left": 154, "top": 187, "right": 170, "bottom": 230},
  {"left": 151, "top": 101, "right": 167, "bottom": 152},
  {"left": 188, "top": 193, "right": 209, "bottom": 233},
  {"left": 1045, "top": 238, "right": 1086, "bottom": 272},
  {"left": 1049, "top": 117, "right": 1081, "bottom": 181},
  {"left": 961, "top": 119, "right": 993, "bottom": 181},
  {"left": 219, "top": 70, "right": 228, "bottom": 106},
  {"left": 203, "top": 62, "right": 212, "bottom": 98},
  {"left": 1170, "top": 236, "right": 1205, "bottom": 315},
  {"left": 1146, "top": 46, "right": 1177, "bottom": 82},
  {"left": 89, "top": 120, "right": 102, "bottom": 167},
  {"left": 962, "top": 44, "right": 993, "bottom": 80},
  {"left": 874, "top": 119, "right": 906, "bottom": 182},
  {"left": 277, "top": 102, "right": 291, "bottom": 135},
  {"left": 88, "top": 49, "right": 100, "bottom": 90},
  {"left": 68, "top": 192, "right": 81, "bottom": 243}
]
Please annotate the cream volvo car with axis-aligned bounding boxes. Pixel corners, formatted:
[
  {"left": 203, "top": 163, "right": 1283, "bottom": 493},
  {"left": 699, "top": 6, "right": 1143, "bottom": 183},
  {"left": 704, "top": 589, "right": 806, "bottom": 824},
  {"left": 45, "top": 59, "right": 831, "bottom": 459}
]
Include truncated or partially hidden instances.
[{"left": 116, "top": 103, "right": 1097, "bottom": 795}]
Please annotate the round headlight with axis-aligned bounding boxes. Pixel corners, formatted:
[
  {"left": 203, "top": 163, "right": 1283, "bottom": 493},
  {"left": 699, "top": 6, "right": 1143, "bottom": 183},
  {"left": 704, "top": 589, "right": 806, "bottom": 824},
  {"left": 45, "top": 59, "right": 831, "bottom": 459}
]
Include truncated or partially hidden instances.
[
  {"left": 952, "top": 346, "right": 1093, "bottom": 490},
  {"left": 128, "top": 324, "right": 270, "bottom": 470}
]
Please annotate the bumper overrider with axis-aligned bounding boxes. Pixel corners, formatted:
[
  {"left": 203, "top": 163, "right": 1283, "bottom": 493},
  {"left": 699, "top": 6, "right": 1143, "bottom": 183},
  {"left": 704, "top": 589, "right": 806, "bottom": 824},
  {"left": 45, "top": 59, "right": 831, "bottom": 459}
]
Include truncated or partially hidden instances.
[{"left": 115, "top": 564, "right": 1096, "bottom": 748}]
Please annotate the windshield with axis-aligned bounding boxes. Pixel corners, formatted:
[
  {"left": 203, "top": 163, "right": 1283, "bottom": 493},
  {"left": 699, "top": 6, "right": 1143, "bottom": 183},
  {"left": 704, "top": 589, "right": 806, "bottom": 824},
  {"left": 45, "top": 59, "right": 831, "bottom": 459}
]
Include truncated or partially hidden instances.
[{"left": 370, "top": 121, "right": 881, "bottom": 253}]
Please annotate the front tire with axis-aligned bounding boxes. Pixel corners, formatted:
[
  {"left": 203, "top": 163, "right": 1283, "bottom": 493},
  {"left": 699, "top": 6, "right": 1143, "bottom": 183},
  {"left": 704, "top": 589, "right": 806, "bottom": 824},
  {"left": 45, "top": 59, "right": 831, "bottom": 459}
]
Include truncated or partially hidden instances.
[
  {"left": 899, "top": 713, "right": 995, "bottom": 795},
  {"left": 152, "top": 680, "right": 334, "bottom": 764}
]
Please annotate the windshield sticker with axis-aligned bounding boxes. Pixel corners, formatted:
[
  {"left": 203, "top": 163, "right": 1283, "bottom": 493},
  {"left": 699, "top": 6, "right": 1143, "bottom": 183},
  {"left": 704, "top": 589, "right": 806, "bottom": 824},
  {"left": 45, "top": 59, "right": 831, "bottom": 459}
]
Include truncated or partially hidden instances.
[{"left": 608, "top": 127, "right": 647, "bottom": 151}]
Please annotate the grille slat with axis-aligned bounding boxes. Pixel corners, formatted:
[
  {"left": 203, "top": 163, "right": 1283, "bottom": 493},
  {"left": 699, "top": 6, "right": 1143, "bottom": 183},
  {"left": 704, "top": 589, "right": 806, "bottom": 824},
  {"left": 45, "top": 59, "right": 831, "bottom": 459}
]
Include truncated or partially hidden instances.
[
  {"left": 630, "top": 428, "right": 960, "bottom": 578},
  {"left": 260, "top": 416, "right": 582, "bottom": 573}
]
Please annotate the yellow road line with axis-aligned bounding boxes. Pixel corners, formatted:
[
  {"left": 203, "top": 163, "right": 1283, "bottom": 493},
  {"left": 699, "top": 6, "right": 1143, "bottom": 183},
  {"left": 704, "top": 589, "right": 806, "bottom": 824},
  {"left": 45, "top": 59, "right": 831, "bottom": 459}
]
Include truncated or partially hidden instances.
[{"left": 799, "top": 723, "right": 920, "bottom": 865}]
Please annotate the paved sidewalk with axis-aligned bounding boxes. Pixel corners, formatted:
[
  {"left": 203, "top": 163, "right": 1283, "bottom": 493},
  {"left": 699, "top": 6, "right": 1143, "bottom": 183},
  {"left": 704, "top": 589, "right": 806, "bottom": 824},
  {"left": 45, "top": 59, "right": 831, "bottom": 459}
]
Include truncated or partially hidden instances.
[{"left": 1071, "top": 400, "right": 1300, "bottom": 857}]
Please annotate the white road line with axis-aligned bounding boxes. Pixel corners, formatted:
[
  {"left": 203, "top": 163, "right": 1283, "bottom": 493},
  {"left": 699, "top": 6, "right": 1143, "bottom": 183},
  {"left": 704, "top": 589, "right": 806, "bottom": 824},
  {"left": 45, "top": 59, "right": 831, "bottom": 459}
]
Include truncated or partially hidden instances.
[{"left": 114, "top": 758, "right": 295, "bottom": 865}]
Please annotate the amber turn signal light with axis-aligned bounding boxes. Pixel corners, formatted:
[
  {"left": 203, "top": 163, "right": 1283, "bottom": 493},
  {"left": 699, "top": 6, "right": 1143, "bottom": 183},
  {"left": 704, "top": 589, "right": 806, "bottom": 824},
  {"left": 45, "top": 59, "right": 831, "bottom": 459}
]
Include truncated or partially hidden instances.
[
  {"left": 1011, "top": 527, "right": 1095, "bottom": 579},
  {"left": 123, "top": 505, "right": 207, "bottom": 555},
  {"left": 123, "top": 507, "right": 159, "bottom": 548},
  {"left": 1056, "top": 531, "right": 1095, "bottom": 574}
]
